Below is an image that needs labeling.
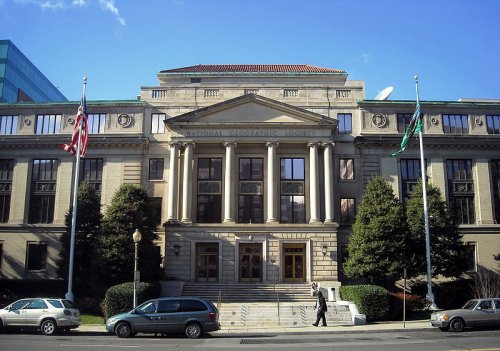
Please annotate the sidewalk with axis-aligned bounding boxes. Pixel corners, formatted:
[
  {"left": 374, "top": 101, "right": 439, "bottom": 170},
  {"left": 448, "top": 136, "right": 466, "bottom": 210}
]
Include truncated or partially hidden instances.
[{"left": 78, "top": 320, "right": 433, "bottom": 335}]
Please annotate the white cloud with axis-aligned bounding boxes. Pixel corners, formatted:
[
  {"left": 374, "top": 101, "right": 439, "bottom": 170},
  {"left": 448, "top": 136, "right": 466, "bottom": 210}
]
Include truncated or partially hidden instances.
[
  {"left": 13, "top": 0, "right": 126, "bottom": 26},
  {"left": 99, "top": 0, "right": 125, "bottom": 26}
]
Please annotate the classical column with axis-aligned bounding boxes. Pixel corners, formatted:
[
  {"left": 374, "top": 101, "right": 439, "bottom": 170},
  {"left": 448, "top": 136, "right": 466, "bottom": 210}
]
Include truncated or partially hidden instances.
[
  {"left": 266, "top": 141, "right": 279, "bottom": 223},
  {"left": 181, "top": 142, "right": 194, "bottom": 223},
  {"left": 308, "top": 142, "right": 321, "bottom": 223},
  {"left": 323, "top": 142, "right": 335, "bottom": 224},
  {"left": 223, "top": 141, "right": 236, "bottom": 223},
  {"left": 167, "top": 142, "right": 180, "bottom": 222}
]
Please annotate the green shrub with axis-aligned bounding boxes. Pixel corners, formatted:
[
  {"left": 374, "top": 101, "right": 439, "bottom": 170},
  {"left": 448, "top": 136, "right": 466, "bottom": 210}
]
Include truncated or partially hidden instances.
[
  {"left": 339, "top": 284, "right": 390, "bottom": 321},
  {"left": 103, "top": 282, "right": 160, "bottom": 319}
]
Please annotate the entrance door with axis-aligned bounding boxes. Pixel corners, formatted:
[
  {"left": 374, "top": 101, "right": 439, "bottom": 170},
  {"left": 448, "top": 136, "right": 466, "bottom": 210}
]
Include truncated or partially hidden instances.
[
  {"left": 283, "top": 243, "right": 306, "bottom": 282},
  {"left": 196, "top": 243, "right": 219, "bottom": 282},
  {"left": 239, "top": 243, "right": 262, "bottom": 282}
]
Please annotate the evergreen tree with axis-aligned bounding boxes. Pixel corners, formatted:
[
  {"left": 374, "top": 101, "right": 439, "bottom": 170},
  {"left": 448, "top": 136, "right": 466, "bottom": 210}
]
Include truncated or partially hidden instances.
[
  {"left": 405, "top": 180, "right": 467, "bottom": 278},
  {"left": 94, "top": 184, "right": 161, "bottom": 291},
  {"left": 343, "top": 176, "right": 408, "bottom": 283},
  {"left": 57, "top": 181, "right": 102, "bottom": 297}
]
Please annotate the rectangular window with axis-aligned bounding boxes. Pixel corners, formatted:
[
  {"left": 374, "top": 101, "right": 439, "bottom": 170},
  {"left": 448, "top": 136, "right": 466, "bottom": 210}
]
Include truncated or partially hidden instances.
[
  {"left": 400, "top": 159, "right": 423, "bottom": 202},
  {"left": 464, "top": 242, "right": 477, "bottom": 272},
  {"left": 339, "top": 159, "right": 354, "bottom": 180},
  {"left": 0, "top": 115, "right": 18, "bottom": 135},
  {"left": 87, "top": 113, "right": 105, "bottom": 134},
  {"left": 280, "top": 158, "right": 305, "bottom": 223},
  {"left": 151, "top": 113, "right": 165, "bottom": 134},
  {"left": 29, "top": 159, "right": 58, "bottom": 224},
  {"left": 486, "top": 115, "right": 500, "bottom": 134},
  {"left": 149, "top": 197, "right": 162, "bottom": 226},
  {"left": 80, "top": 158, "right": 103, "bottom": 196},
  {"left": 443, "top": 114, "right": 469, "bottom": 134},
  {"left": 238, "top": 158, "right": 263, "bottom": 223},
  {"left": 397, "top": 113, "right": 413, "bottom": 133},
  {"left": 26, "top": 241, "right": 48, "bottom": 271},
  {"left": 340, "top": 198, "right": 355, "bottom": 226},
  {"left": 337, "top": 113, "right": 352, "bottom": 134},
  {"left": 491, "top": 160, "right": 500, "bottom": 224},
  {"left": 35, "top": 114, "right": 61, "bottom": 134},
  {"left": 197, "top": 158, "right": 222, "bottom": 223},
  {"left": 0, "top": 159, "right": 14, "bottom": 223},
  {"left": 446, "top": 159, "right": 475, "bottom": 224},
  {"left": 148, "top": 158, "right": 164, "bottom": 180}
]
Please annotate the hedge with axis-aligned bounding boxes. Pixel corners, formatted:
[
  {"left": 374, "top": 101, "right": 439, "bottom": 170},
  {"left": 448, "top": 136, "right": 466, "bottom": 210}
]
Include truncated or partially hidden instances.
[
  {"left": 339, "top": 284, "right": 390, "bottom": 321},
  {"left": 103, "top": 282, "right": 160, "bottom": 319}
]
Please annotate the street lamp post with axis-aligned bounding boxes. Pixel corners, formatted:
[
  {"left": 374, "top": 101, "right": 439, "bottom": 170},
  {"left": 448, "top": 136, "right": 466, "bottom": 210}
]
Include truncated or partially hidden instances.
[{"left": 132, "top": 229, "right": 142, "bottom": 308}]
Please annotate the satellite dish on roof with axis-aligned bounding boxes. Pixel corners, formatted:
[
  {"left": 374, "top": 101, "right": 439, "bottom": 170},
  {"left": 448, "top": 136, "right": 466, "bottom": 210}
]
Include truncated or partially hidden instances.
[{"left": 374, "top": 86, "right": 394, "bottom": 100}]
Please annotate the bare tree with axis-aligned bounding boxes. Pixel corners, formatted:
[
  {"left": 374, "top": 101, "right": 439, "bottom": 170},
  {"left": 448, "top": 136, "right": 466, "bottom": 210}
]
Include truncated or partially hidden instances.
[{"left": 471, "top": 267, "right": 500, "bottom": 298}]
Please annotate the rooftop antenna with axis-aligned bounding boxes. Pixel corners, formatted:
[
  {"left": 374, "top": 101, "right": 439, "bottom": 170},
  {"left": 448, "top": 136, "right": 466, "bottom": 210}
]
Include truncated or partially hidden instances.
[{"left": 374, "top": 86, "right": 394, "bottom": 100}]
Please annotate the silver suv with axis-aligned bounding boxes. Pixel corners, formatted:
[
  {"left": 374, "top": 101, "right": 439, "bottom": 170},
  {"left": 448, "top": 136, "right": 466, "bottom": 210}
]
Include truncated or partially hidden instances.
[
  {"left": 106, "top": 297, "right": 220, "bottom": 338},
  {"left": 0, "top": 298, "right": 80, "bottom": 335}
]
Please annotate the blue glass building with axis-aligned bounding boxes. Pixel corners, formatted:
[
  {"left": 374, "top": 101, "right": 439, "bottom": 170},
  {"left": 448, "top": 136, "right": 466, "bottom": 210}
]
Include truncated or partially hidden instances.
[{"left": 0, "top": 40, "right": 67, "bottom": 102}]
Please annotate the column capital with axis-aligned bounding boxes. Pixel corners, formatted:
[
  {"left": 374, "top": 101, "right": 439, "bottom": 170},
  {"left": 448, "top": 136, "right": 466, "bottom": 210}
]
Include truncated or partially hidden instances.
[
  {"left": 169, "top": 141, "right": 181, "bottom": 148},
  {"left": 265, "top": 141, "right": 279, "bottom": 148},
  {"left": 223, "top": 141, "right": 237, "bottom": 148},
  {"left": 181, "top": 141, "right": 195, "bottom": 149},
  {"left": 321, "top": 141, "right": 336, "bottom": 148},
  {"left": 307, "top": 141, "right": 321, "bottom": 148}
]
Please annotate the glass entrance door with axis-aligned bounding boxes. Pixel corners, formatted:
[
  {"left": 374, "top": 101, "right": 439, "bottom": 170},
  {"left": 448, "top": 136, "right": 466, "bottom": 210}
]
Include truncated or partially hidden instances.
[
  {"left": 195, "top": 243, "right": 219, "bottom": 282},
  {"left": 239, "top": 243, "right": 262, "bottom": 282},
  {"left": 283, "top": 243, "right": 306, "bottom": 282}
]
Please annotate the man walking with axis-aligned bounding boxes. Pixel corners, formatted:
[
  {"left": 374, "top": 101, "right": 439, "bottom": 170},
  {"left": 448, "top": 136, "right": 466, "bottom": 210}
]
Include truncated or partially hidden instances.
[{"left": 313, "top": 290, "right": 327, "bottom": 326}]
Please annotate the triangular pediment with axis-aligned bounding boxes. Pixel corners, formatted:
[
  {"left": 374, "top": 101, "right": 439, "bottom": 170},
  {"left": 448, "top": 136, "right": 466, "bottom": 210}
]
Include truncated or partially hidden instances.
[{"left": 166, "top": 94, "right": 336, "bottom": 127}]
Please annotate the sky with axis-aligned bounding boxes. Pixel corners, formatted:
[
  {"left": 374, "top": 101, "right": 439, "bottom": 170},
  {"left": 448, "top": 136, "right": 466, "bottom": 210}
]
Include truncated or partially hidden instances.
[{"left": 1, "top": 0, "right": 500, "bottom": 102}]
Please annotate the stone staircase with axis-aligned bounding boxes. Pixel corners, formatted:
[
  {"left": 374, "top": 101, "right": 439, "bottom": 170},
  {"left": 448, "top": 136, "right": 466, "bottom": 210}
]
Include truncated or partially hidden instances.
[
  {"left": 177, "top": 283, "right": 352, "bottom": 327},
  {"left": 217, "top": 302, "right": 352, "bottom": 327},
  {"left": 181, "top": 282, "right": 316, "bottom": 303}
]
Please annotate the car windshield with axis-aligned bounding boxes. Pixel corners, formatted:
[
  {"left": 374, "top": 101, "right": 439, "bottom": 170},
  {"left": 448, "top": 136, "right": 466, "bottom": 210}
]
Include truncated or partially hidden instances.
[{"left": 462, "top": 300, "right": 478, "bottom": 310}]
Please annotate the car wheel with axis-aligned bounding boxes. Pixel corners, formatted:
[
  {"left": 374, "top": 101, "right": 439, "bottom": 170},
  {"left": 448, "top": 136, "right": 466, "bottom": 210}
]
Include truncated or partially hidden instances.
[
  {"left": 115, "top": 322, "right": 133, "bottom": 338},
  {"left": 449, "top": 318, "right": 465, "bottom": 332},
  {"left": 185, "top": 322, "right": 202, "bottom": 338},
  {"left": 41, "top": 319, "right": 58, "bottom": 336}
]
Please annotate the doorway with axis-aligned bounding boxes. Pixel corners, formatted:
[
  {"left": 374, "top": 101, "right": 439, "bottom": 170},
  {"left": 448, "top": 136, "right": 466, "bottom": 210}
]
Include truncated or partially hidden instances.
[
  {"left": 282, "top": 243, "right": 306, "bottom": 282},
  {"left": 239, "top": 243, "right": 262, "bottom": 282}
]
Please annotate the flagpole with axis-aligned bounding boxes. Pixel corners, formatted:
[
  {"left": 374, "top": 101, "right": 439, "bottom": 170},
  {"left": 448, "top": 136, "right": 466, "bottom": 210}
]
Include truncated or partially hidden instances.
[
  {"left": 415, "top": 76, "right": 437, "bottom": 310},
  {"left": 65, "top": 77, "right": 87, "bottom": 302}
]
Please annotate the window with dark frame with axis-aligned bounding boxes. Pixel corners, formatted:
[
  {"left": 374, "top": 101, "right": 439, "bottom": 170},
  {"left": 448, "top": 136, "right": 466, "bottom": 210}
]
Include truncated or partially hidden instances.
[
  {"left": 339, "top": 158, "right": 354, "bottom": 180},
  {"left": 148, "top": 158, "right": 164, "bottom": 180},
  {"left": 79, "top": 158, "right": 103, "bottom": 196},
  {"left": 443, "top": 114, "right": 469, "bottom": 134},
  {"left": 464, "top": 242, "right": 477, "bottom": 272},
  {"left": 149, "top": 197, "right": 162, "bottom": 226},
  {"left": 35, "top": 114, "right": 61, "bottom": 134},
  {"left": 196, "top": 158, "right": 222, "bottom": 223},
  {"left": 0, "top": 115, "right": 18, "bottom": 135},
  {"left": 238, "top": 158, "right": 264, "bottom": 223},
  {"left": 28, "top": 159, "right": 58, "bottom": 224},
  {"left": 337, "top": 113, "right": 352, "bottom": 134},
  {"left": 340, "top": 198, "right": 355, "bottom": 226},
  {"left": 280, "top": 158, "right": 305, "bottom": 223},
  {"left": 400, "top": 159, "right": 425, "bottom": 202},
  {"left": 0, "top": 159, "right": 14, "bottom": 223},
  {"left": 446, "top": 159, "right": 475, "bottom": 224},
  {"left": 491, "top": 160, "right": 500, "bottom": 224},
  {"left": 26, "top": 241, "right": 48, "bottom": 271},
  {"left": 486, "top": 115, "right": 500, "bottom": 134},
  {"left": 151, "top": 113, "right": 166, "bottom": 134},
  {"left": 397, "top": 113, "right": 413, "bottom": 133},
  {"left": 87, "top": 113, "right": 105, "bottom": 134}
]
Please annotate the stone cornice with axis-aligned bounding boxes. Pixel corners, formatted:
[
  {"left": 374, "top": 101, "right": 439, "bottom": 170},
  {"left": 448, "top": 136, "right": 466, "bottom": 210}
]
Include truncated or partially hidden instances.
[{"left": 354, "top": 134, "right": 500, "bottom": 149}]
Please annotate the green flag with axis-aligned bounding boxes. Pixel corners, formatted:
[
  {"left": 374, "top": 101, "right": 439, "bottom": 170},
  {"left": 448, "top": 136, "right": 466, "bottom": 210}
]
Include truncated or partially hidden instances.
[{"left": 391, "top": 101, "right": 422, "bottom": 157}]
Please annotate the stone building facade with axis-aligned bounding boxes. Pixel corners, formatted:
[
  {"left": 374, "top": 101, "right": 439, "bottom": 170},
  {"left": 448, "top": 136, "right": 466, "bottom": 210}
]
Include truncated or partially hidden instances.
[{"left": 0, "top": 64, "right": 498, "bottom": 287}]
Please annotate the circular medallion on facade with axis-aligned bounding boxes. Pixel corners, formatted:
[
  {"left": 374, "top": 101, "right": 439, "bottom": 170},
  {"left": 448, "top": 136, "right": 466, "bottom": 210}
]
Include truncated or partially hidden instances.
[
  {"left": 475, "top": 118, "right": 483, "bottom": 126},
  {"left": 68, "top": 118, "right": 75, "bottom": 125},
  {"left": 24, "top": 119, "right": 32, "bottom": 126},
  {"left": 117, "top": 114, "right": 134, "bottom": 128},
  {"left": 431, "top": 117, "right": 439, "bottom": 125},
  {"left": 372, "top": 114, "right": 388, "bottom": 128}
]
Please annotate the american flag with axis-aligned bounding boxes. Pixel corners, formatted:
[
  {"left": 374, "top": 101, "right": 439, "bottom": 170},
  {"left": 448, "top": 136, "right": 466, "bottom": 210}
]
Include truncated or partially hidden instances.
[{"left": 62, "top": 90, "right": 88, "bottom": 157}]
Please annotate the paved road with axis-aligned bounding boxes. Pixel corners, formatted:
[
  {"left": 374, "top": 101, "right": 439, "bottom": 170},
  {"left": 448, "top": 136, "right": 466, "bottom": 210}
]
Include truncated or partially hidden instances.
[{"left": 1, "top": 329, "right": 500, "bottom": 351}]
